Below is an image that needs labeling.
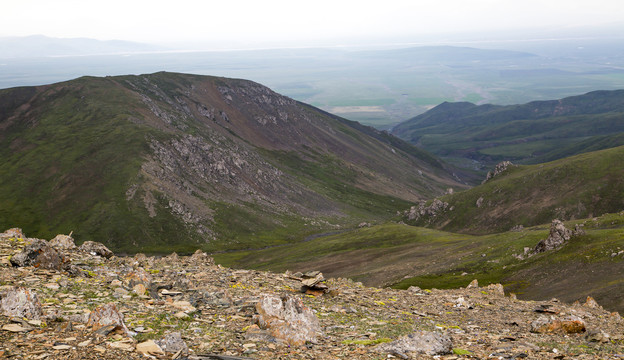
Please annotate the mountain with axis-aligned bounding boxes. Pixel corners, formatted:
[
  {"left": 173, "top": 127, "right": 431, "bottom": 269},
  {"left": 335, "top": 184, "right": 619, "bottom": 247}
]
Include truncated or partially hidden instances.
[
  {"left": 402, "top": 146, "right": 624, "bottom": 234},
  {"left": 391, "top": 89, "right": 624, "bottom": 177},
  {"left": 0, "top": 72, "right": 463, "bottom": 253},
  {"left": 0, "top": 35, "right": 164, "bottom": 58}
]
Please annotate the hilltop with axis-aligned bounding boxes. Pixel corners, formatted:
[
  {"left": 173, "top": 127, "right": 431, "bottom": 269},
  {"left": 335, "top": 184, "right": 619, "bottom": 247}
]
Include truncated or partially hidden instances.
[
  {"left": 0, "top": 72, "right": 463, "bottom": 253},
  {"left": 1, "top": 228, "right": 622, "bottom": 359},
  {"left": 391, "top": 89, "right": 624, "bottom": 177}
]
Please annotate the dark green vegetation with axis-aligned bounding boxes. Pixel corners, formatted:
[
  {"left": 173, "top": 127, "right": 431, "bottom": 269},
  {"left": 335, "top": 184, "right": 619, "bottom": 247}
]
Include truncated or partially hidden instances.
[
  {"left": 0, "top": 72, "right": 462, "bottom": 253},
  {"left": 392, "top": 90, "right": 624, "bottom": 176},
  {"left": 215, "top": 212, "right": 624, "bottom": 312},
  {"left": 405, "top": 146, "right": 624, "bottom": 234}
]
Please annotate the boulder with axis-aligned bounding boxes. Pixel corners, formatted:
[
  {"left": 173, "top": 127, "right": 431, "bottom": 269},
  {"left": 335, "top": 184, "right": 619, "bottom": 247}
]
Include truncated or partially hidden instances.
[
  {"left": 375, "top": 331, "right": 453, "bottom": 358},
  {"left": 49, "top": 234, "right": 76, "bottom": 250},
  {"left": 0, "top": 228, "right": 25, "bottom": 239},
  {"left": 10, "top": 239, "right": 68, "bottom": 270},
  {"left": 0, "top": 287, "right": 43, "bottom": 320},
  {"left": 154, "top": 332, "right": 188, "bottom": 355},
  {"left": 188, "top": 249, "right": 215, "bottom": 265},
  {"left": 534, "top": 219, "right": 572, "bottom": 253},
  {"left": 255, "top": 293, "right": 322, "bottom": 346},
  {"left": 530, "top": 315, "right": 586, "bottom": 334},
  {"left": 87, "top": 303, "right": 129, "bottom": 335},
  {"left": 79, "top": 241, "right": 114, "bottom": 259}
]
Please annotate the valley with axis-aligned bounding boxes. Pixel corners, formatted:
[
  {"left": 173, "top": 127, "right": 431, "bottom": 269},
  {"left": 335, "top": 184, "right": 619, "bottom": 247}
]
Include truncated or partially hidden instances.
[{"left": 1, "top": 70, "right": 623, "bottom": 317}]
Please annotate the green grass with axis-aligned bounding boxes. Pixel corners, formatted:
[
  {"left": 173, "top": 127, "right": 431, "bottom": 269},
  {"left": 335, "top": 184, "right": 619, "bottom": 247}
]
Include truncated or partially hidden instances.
[{"left": 216, "top": 212, "right": 624, "bottom": 312}]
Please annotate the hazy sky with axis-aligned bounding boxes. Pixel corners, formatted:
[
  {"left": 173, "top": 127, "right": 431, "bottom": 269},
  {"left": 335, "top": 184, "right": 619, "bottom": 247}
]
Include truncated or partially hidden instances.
[{"left": 2, "top": 0, "right": 623, "bottom": 48}]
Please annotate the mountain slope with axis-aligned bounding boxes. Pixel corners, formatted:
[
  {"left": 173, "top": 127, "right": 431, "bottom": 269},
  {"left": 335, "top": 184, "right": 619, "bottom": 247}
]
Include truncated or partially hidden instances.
[
  {"left": 0, "top": 72, "right": 463, "bottom": 253},
  {"left": 391, "top": 89, "right": 624, "bottom": 176},
  {"left": 402, "top": 146, "right": 624, "bottom": 234}
]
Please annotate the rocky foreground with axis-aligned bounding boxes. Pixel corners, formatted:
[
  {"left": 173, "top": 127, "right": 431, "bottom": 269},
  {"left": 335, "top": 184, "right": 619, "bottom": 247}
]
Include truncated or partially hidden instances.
[{"left": 0, "top": 228, "right": 622, "bottom": 359}]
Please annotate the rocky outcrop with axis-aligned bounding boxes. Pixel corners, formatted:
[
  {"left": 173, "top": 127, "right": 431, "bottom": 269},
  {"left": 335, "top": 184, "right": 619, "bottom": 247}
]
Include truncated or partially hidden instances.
[
  {"left": 534, "top": 219, "right": 573, "bottom": 253},
  {"left": 482, "top": 161, "right": 516, "bottom": 184},
  {"left": 405, "top": 198, "right": 451, "bottom": 222}
]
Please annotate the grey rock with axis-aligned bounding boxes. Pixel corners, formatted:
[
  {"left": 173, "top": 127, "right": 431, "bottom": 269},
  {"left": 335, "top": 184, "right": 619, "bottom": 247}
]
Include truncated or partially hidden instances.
[
  {"left": 255, "top": 293, "right": 322, "bottom": 346},
  {"left": 534, "top": 219, "right": 572, "bottom": 253},
  {"left": 87, "top": 303, "right": 129, "bottom": 335},
  {"left": 375, "top": 331, "right": 453, "bottom": 358},
  {"left": 10, "top": 239, "right": 67, "bottom": 270},
  {"left": 49, "top": 234, "right": 76, "bottom": 250},
  {"left": 79, "top": 241, "right": 114, "bottom": 258},
  {"left": 155, "top": 332, "right": 189, "bottom": 355},
  {"left": 482, "top": 161, "right": 515, "bottom": 184},
  {"left": 0, "top": 287, "right": 43, "bottom": 320}
]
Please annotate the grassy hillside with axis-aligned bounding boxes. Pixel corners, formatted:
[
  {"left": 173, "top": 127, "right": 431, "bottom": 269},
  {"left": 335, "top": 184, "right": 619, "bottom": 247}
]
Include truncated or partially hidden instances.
[
  {"left": 392, "top": 89, "right": 624, "bottom": 176},
  {"left": 215, "top": 212, "right": 624, "bottom": 312},
  {"left": 0, "top": 72, "right": 463, "bottom": 253},
  {"left": 402, "top": 146, "right": 624, "bottom": 234}
]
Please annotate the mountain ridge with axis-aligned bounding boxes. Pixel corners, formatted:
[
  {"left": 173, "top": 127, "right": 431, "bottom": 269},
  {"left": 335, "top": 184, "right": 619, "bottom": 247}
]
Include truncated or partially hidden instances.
[{"left": 0, "top": 72, "right": 463, "bottom": 253}]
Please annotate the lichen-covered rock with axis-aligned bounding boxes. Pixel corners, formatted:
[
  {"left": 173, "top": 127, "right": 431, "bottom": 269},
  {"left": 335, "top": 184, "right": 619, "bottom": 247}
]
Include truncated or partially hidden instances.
[
  {"left": 49, "top": 234, "right": 76, "bottom": 250},
  {"left": 374, "top": 331, "right": 452, "bottom": 358},
  {"left": 0, "top": 228, "right": 25, "bottom": 239},
  {"left": 0, "top": 287, "right": 43, "bottom": 320},
  {"left": 255, "top": 293, "right": 322, "bottom": 346},
  {"left": 154, "top": 332, "right": 188, "bottom": 355},
  {"left": 79, "top": 241, "right": 114, "bottom": 259},
  {"left": 534, "top": 219, "right": 573, "bottom": 253},
  {"left": 530, "top": 315, "right": 586, "bottom": 334},
  {"left": 87, "top": 303, "right": 129, "bottom": 335},
  {"left": 10, "top": 239, "right": 67, "bottom": 270}
]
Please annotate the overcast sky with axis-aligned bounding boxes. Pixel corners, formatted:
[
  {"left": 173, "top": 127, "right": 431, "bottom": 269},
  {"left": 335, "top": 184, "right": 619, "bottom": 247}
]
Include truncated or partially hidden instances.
[{"left": 2, "top": 0, "right": 623, "bottom": 49}]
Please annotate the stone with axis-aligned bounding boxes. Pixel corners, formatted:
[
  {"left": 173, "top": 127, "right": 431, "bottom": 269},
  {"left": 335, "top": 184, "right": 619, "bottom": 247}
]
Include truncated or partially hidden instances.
[
  {"left": 133, "top": 283, "right": 147, "bottom": 296},
  {"left": 584, "top": 296, "right": 601, "bottom": 309},
  {"left": 467, "top": 279, "right": 479, "bottom": 288},
  {"left": 0, "top": 287, "right": 43, "bottom": 320},
  {"left": 188, "top": 249, "right": 215, "bottom": 265},
  {"left": 49, "top": 234, "right": 76, "bottom": 250},
  {"left": 586, "top": 328, "right": 610, "bottom": 343},
  {"left": 78, "top": 241, "right": 114, "bottom": 259},
  {"left": 154, "top": 332, "right": 188, "bottom": 355},
  {"left": 530, "top": 315, "right": 586, "bottom": 334},
  {"left": 10, "top": 239, "right": 67, "bottom": 270},
  {"left": 87, "top": 303, "right": 129, "bottom": 335},
  {"left": 2, "top": 323, "right": 32, "bottom": 332},
  {"left": 407, "top": 286, "right": 422, "bottom": 293},
  {"left": 255, "top": 293, "right": 322, "bottom": 346},
  {"left": 0, "top": 227, "right": 25, "bottom": 239},
  {"left": 534, "top": 219, "right": 572, "bottom": 253},
  {"left": 487, "top": 283, "right": 505, "bottom": 297},
  {"left": 136, "top": 340, "right": 165, "bottom": 356},
  {"left": 374, "top": 331, "right": 453, "bottom": 358}
]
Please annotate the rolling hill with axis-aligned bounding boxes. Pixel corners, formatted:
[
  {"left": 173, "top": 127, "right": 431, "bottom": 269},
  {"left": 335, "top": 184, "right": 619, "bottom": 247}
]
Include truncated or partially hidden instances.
[
  {"left": 401, "top": 146, "right": 624, "bottom": 234},
  {"left": 0, "top": 72, "right": 463, "bottom": 253},
  {"left": 391, "top": 89, "right": 624, "bottom": 177}
]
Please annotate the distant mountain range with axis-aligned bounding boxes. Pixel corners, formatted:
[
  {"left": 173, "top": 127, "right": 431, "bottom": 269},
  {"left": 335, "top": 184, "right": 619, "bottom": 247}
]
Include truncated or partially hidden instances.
[
  {"left": 0, "top": 35, "right": 164, "bottom": 58},
  {"left": 0, "top": 72, "right": 462, "bottom": 253},
  {"left": 392, "top": 89, "right": 624, "bottom": 177}
]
